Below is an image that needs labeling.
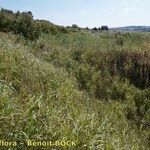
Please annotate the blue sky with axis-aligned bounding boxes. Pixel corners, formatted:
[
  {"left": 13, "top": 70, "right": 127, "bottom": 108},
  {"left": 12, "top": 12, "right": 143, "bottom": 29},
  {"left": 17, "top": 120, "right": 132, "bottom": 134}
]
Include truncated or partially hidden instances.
[{"left": 0, "top": 0, "right": 150, "bottom": 28}]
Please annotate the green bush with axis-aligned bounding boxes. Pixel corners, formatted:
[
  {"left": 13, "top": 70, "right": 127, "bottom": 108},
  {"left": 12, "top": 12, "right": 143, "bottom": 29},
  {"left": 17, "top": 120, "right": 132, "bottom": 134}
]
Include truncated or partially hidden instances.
[
  {"left": 0, "top": 8, "right": 41, "bottom": 40},
  {"left": 0, "top": 8, "right": 71, "bottom": 40},
  {"left": 129, "top": 89, "right": 150, "bottom": 130}
]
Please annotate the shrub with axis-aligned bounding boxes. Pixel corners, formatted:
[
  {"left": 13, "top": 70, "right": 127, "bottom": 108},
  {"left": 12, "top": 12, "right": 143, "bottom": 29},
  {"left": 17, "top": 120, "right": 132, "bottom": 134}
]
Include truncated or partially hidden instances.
[
  {"left": 0, "top": 8, "right": 71, "bottom": 39},
  {"left": 101, "top": 26, "right": 109, "bottom": 31},
  {"left": 0, "top": 8, "right": 41, "bottom": 40},
  {"left": 116, "top": 36, "right": 124, "bottom": 45},
  {"left": 93, "top": 27, "right": 98, "bottom": 31},
  {"left": 72, "top": 24, "right": 78, "bottom": 28}
]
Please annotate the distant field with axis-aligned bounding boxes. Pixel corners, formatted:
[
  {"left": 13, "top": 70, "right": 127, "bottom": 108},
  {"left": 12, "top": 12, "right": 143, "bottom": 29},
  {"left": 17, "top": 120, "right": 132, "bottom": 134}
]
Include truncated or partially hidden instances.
[{"left": 110, "top": 26, "right": 150, "bottom": 32}]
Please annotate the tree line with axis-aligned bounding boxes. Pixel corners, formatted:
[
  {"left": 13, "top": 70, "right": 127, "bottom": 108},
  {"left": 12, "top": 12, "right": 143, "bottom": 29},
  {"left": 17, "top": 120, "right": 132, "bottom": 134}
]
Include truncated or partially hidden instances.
[
  {"left": 0, "top": 8, "right": 69, "bottom": 40},
  {"left": 0, "top": 8, "right": 109, "bottom": 40},
  {"left": 70, "top": 24, "right": 109, "bottom": 31}
]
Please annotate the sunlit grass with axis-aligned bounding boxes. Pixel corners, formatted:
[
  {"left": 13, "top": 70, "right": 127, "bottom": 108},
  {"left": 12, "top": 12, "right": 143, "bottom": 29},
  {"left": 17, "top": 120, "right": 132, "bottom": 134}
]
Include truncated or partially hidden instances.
[{"left": 0, "top": 31, "right": 150, "bottom": 149}]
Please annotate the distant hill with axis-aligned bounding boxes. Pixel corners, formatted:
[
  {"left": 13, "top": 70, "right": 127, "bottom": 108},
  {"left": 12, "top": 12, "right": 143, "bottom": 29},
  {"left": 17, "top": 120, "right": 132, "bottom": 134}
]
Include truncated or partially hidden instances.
[{"left": 110, "top": 26, "right": 150, "bottom": 32}]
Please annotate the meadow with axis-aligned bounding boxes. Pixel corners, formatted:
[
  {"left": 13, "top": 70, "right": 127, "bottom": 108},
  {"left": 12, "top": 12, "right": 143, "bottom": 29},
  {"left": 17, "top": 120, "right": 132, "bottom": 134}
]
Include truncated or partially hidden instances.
[{"left": 0, "top": 9, "right": 150, "bottom": 150}]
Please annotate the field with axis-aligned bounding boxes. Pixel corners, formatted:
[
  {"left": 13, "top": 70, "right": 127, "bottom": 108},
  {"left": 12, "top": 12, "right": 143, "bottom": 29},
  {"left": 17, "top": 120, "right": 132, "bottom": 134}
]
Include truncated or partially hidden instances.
[{"left": 0, "top": 9, "right": 150, "bottom": 150}]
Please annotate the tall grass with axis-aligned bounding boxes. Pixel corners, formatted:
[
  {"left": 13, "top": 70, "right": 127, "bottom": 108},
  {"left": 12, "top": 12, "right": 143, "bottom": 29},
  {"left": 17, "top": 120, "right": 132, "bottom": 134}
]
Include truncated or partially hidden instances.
[{"left": 0, "top": 31, "right": 150, "bottom": 150}]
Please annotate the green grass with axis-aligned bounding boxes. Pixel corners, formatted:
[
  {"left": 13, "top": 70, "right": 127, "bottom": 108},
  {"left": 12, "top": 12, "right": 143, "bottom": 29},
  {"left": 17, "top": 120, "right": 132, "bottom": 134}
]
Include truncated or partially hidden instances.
[{"left": 0, "top": 31, "right": 150, "bottom": 150}]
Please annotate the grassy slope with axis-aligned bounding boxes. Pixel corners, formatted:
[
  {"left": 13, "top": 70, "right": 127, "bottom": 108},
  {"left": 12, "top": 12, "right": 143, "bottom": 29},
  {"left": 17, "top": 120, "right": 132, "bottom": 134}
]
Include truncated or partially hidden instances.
[{"left": 0, "top": 31, "right": 150, "bottom": 150}]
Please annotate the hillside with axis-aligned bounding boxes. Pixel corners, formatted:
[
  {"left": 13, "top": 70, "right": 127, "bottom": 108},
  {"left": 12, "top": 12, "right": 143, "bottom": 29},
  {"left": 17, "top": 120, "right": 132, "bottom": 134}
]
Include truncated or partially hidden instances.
[
  {"left": 0, "top": 9, "right": 150, "bottom": 150},
  {"left": 111, "top": 26, "right": 150, "bottom": 32}
]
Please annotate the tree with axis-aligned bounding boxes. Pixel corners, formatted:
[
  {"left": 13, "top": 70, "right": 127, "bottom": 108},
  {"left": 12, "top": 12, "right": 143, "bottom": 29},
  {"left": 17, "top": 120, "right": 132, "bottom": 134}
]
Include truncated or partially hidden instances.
[
  {"left": 93, "top": 27, "right": 98, "bottom": 31},
  {"left": 101, "top": 26, "right": 109, "bottom": 31},
  {"left": 72, "top": 24, "right": 78, "bottom": 28},
  {"left": 0, "top": 8, "right": 41, "bottom": 40}
]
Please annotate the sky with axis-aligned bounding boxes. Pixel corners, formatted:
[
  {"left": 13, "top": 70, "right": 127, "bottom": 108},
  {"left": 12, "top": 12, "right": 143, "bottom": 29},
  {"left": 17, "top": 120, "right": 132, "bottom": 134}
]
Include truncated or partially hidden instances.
[{"left": 0, "top": 0, "right": 150, "bottom": 28}]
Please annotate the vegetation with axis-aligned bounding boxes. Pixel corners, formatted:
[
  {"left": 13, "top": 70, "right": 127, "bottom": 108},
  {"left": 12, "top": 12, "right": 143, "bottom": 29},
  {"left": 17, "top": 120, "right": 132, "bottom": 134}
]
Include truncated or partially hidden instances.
[
  {"left": 111, "top": 26, "right": 150, "bottom": 32},
  {"left": 0, "top": 9, "right": 150, "bottom": 150},
  {"left": 0, "top": 8, "right": 69, "bottom": 40},
  {"left": 101, "top": 26, "right": 109, "bottom": 31}
]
